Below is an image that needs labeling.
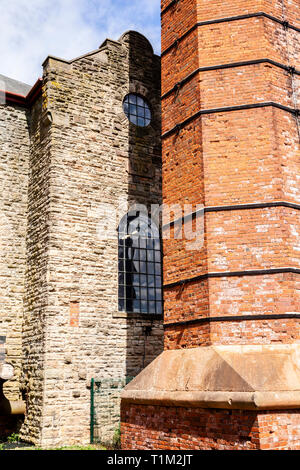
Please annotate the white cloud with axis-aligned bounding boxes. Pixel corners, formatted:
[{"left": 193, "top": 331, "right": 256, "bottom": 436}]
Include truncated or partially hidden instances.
[{"left": 0, "top": 0, "right": 161, "bottom": 86}]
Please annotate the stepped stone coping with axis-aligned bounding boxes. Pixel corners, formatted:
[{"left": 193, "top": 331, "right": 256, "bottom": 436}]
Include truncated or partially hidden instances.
[{"left": 122, "top": 344, "right": 300, "bottom": 410}]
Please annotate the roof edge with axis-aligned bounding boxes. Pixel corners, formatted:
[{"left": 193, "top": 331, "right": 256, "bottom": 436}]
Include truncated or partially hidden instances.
[
  {"left": 0, "top": 78, "right": 43, "bottom": 108},
  {"left": 119, "top": 30, "right": 154, "bottom": 55}
]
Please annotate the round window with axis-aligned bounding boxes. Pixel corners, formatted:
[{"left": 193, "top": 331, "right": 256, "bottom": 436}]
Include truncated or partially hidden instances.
[{"left": 123, "top": 94, "right": 151, "bottom": 127}]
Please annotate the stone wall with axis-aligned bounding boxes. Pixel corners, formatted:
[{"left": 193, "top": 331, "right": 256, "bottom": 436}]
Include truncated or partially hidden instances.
[
  {"left": 0, "top": 102, "right": 29, "bottom": 404},
  {"left": 19, "top": 31, "right": 163, "bottom": 447},
  {"left": 20, "top": 93, "right": 51, "bottom": 444}
]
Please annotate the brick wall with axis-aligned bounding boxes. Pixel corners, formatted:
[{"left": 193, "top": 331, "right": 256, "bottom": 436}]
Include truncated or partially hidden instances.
[
  {"left": 121, "top": 404, "right": 300, "bottom": 450},
  {"left": 161, "top": 0, "right": 300, "bottom": 348},
  {"left": 121, "top": 0, "right": 300, "bottom": 450}
]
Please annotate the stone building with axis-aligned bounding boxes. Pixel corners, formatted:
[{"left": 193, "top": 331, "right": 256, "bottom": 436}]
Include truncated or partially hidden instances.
[
  {"left": 121, "top": 0, "right": 300, "bottom": 451},
  {"left": 0, "top": 31, "right": 163, "bottom": 447}
]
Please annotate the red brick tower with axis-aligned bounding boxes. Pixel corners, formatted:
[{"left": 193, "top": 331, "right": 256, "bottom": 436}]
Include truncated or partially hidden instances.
[{"left": 121, "top": 0, "right": 300, "bottom": 450}]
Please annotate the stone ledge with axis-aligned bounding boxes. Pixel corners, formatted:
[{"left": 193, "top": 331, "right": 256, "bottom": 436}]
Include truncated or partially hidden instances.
[
  {"left": 121, "top": 344, "right": 300, "bottom": 410},
  {"left": 122, "top": 390, "right": 300, "bottom": 410},
  {"left": 113, "top": 312, "right": 163, "bottom": 321}
]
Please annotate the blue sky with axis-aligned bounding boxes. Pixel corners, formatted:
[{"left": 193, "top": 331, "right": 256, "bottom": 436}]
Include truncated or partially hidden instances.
[{"left": 0, "top": 0, "right": 161, "bottom": 86}]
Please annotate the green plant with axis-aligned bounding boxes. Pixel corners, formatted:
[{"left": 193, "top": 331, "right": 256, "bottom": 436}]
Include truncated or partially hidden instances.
[
  {"left": 0, "top": 443, "right": 4, "bottom": 451},
  {"left": 112, "top": 424, "right": 121, "bottom": 449},
  {"left": 7, "top": 433, "right": 20, "bottom": 443}
]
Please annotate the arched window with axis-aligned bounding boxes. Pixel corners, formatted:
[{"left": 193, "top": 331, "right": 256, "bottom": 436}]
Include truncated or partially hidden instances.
[{"left": 118, "top": 212, "right": 162, "bottom": 315}]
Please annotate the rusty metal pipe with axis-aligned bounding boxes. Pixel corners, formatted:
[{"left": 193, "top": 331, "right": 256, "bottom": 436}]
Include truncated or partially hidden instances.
[
  {"left": 0, "top": 385, "right": 26, "bottom": 415},
  {"left": 0, "top": 399, "right": 26, "bottom": 415}
]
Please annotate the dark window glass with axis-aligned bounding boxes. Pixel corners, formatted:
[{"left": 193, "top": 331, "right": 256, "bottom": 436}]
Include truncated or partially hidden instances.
[
  {"left": 118, "top": 212, "right": 163, "bottom": 315},
  {"left": 123, "top": 94, "right": 151, "bottom": 127}
]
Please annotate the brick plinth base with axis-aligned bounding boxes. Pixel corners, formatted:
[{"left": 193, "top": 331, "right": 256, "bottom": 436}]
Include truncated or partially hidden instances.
[{"left": 121, "top": 404, "right": 300, "bottom": 450}]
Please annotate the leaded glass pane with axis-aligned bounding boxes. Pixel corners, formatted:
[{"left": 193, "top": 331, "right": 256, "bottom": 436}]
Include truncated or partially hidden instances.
[
  {"left": 118, "top": 213, "right": 163, "bottom": 315},
  {"left": 123, "top": 94, "right": 152, "bottom": 127}
]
